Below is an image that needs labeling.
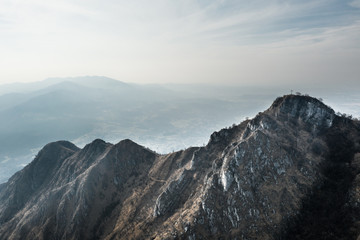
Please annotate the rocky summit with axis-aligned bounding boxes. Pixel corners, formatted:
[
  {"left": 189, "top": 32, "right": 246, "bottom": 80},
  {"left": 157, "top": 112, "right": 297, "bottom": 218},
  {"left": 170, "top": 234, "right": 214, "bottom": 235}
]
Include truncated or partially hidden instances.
[{"left": 1, "top": 94, "right": 360, "bottom": 240}]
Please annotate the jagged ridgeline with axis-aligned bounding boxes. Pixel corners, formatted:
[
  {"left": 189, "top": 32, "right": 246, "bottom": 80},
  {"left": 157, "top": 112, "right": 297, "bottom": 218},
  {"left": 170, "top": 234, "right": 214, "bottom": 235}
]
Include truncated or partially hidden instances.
[{"left": 1, "top": 95, "right": 360, "bottom": 240}]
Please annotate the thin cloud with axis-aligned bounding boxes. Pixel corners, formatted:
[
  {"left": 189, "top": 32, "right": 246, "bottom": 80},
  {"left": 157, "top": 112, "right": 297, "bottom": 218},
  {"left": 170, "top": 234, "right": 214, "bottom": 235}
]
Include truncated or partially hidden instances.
[{"left": 0, "top": 0, "right": 359, "bottom": 86}]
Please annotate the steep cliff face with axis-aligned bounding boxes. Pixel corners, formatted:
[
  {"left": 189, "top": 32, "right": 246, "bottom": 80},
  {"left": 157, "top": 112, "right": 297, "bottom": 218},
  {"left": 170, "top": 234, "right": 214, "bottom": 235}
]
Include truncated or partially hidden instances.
[{"left": 0, "top": 95, "right": 360, "bottom": 240}]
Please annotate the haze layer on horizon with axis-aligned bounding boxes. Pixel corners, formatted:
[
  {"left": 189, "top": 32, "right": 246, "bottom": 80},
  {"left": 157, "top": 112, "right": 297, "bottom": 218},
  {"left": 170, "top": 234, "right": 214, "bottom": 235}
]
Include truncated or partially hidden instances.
[{"left": 0, "top": 0, "right": 359, "bottom": 88}]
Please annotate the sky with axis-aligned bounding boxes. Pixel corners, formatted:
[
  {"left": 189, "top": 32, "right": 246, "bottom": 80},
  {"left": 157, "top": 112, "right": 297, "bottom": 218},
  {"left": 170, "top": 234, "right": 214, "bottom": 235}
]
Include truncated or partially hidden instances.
[{"left": 0, "top": 0, "right": 359, "bottom": 87}]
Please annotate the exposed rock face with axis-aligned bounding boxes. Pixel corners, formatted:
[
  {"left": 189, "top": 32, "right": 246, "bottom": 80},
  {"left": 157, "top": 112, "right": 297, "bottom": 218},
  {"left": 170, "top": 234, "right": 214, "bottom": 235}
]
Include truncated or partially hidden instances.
[
  {"left": 271, "top": 94, "right": 335, "bottom": 127},
  {"left": 154, "top": 169, "right": 193, "bottom": 217},
  {"left": 1, "top": 95, "right": 360, "bottom": 240}
]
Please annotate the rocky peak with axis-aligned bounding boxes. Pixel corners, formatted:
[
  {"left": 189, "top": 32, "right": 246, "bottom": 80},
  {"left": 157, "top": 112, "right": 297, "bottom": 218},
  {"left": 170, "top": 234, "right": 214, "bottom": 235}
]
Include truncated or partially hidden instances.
[
  {"left": 82, "top": 138, "right": 109, "bottom": 154},
  {"left": 269, "top": 94, "right": 335, "bottom": 127},
  {"left": 27, "top": 140, "right": 79, "bottom": 182},
  {"left": 7, "top": 140, "right": 78, "bottom": 186},
  {"left": 115, "top": 138, "right": 145, "bottom": 149},
  {"left": 37, "top": 140, "right": 79, "bottom": 159},
  {"left": 0, "top": 140, "right": 79, "bottom": 224}
]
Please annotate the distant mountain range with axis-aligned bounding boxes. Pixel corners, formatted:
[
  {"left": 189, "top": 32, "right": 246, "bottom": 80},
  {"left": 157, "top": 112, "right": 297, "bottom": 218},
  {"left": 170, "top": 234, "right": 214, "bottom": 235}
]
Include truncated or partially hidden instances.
[{"left": 1, "top": 95, "right": 359, "bottom": 239}]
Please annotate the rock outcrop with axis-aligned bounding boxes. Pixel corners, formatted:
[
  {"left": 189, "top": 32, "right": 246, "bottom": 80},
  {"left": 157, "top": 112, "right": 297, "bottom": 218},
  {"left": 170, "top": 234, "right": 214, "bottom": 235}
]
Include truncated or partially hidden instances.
[{"left": 1, "top": 94, "right": 360, "bottom": 240}]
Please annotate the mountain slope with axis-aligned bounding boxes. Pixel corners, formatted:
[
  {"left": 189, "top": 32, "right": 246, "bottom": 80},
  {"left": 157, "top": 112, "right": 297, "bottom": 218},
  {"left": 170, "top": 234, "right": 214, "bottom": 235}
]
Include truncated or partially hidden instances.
[
  {"left": 0, "top": 76, "right": 275, "bottom": 184},
  {"left": 1, "top": 95, "right": 360, "bottom": 239}
]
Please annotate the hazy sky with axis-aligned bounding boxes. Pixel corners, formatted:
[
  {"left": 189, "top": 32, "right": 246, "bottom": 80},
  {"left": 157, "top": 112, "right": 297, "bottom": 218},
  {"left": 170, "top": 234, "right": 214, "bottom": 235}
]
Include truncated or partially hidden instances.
[{"left": 1, "top": 0, "right": 359, "bottom": 86}]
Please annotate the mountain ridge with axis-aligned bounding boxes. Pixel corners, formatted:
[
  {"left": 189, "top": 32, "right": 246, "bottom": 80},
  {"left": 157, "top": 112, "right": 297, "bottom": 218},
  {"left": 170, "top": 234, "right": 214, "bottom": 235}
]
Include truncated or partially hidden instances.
[
  {"left": 1, "top": 94, "right": 360, "bottom": 239},
  {"left": 1, "top": 76, "right": 275, "bottom": 184}
]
